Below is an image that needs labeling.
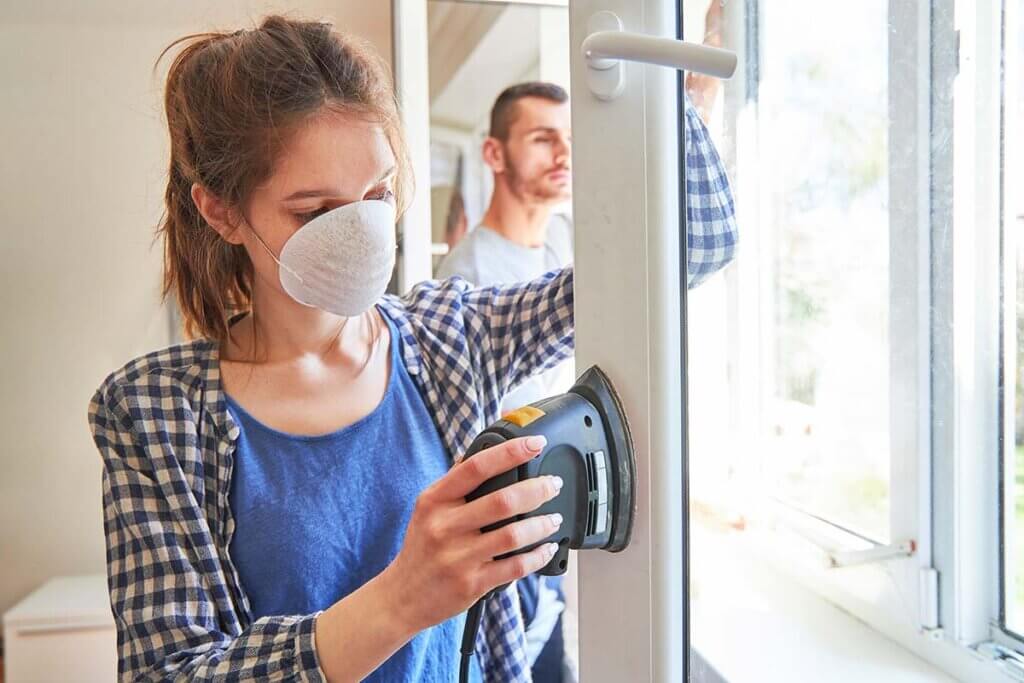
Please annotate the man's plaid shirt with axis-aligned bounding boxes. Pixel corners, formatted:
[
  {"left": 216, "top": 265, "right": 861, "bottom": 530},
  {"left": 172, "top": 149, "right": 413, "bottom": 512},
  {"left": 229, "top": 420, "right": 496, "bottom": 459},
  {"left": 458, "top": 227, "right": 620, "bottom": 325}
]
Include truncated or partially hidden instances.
[{"left": 88, "top": 101, "right": 737, "bottom": 682}]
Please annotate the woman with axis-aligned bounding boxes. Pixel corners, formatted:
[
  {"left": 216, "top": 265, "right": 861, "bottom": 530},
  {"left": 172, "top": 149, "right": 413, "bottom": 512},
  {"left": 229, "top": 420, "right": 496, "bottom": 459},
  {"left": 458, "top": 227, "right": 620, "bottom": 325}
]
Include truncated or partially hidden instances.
[{"left": 88, "top": 16, "right": 737, "bottom": 683}]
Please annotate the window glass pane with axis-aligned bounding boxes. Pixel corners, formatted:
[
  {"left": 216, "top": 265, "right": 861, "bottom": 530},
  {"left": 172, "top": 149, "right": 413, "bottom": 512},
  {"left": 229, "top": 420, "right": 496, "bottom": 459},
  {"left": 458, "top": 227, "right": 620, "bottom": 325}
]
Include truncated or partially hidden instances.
[
  {"left": 755, "top": 0, "right": 891, "bottom": 541},
  {"left": 683, "top": 0, "right": 934, "bottom": 678}
]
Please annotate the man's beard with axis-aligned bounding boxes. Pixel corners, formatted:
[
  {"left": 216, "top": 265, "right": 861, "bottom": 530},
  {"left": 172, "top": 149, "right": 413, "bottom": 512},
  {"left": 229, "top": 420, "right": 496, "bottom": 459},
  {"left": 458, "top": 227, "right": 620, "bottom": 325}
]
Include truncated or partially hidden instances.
[{"left": 504, "top": 147, "right": 571, "bottom": 203}]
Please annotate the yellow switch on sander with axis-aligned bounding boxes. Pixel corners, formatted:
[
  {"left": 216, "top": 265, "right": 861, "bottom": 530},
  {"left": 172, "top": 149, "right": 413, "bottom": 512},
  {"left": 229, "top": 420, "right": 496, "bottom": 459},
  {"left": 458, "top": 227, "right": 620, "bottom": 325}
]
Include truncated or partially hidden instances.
[{"left": 500, "top": 405, "right": 546, "bottom": 428}]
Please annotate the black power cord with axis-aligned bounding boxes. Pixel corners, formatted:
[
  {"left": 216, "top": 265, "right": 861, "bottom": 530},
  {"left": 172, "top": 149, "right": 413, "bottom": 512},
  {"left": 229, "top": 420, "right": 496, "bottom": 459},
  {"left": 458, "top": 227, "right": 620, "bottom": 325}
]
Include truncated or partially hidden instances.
[{"left": 458, "top": 598, "right": 486, "bottom": 683}]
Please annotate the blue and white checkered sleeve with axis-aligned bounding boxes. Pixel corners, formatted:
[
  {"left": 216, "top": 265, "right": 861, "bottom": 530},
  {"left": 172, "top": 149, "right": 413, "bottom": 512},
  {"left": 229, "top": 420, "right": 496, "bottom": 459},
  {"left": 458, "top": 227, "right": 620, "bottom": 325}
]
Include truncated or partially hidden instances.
[
  {"left": 683, "top": 93, "right": 738, "bottom": 288},
  {"left": 89, "top": 385, "right": 326, "bottom": 683},
  {"left": 461, "top": 267, "right": 575, "bottom": 417}
]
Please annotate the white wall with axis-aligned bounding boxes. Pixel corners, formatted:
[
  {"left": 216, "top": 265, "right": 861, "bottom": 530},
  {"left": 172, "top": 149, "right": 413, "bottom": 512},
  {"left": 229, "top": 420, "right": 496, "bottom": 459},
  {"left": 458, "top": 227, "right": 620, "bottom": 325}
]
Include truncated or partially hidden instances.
[{"left": 0, "top": 1, "right": 392, "bottom": 619}]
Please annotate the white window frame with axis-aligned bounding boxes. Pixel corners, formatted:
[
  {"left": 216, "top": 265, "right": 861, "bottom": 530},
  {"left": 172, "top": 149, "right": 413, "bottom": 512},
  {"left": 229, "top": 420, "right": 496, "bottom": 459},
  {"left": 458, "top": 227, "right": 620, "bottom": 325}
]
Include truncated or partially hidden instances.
[
  {"left": 988, "top": 0, "right": 1024, "bottom": 669},
  {"left": 933, "top": 0, "right": 1004, "bottom": 654},
  {"left": 568, "top": 1, "right": 687, "bottom": 680},
  {"left": 998, "top": 0, "right": 1023, "bottom": 649}
]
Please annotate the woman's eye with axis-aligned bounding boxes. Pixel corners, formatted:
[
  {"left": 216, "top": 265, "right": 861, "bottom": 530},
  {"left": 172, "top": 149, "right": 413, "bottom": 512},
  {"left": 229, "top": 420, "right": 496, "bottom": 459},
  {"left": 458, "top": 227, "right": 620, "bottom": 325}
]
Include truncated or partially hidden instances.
[
  {"left": 296, "top": 207, "right": 328, "bottom": 223},
  {"left": 295, "top": 189, "right": 393, "bottom": 222}
]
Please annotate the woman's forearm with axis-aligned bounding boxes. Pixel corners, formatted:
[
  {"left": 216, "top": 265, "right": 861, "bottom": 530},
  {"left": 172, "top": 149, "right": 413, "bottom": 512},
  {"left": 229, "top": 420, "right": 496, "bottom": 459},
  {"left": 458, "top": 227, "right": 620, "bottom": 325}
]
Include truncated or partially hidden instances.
[{"left": 314, "top": 567, "right": 417, "bottom": 682}]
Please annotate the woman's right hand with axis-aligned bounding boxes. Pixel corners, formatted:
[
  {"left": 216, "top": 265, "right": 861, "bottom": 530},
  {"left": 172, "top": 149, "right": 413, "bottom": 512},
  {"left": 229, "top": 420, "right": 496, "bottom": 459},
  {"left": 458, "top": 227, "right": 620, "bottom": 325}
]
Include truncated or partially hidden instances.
[
  {"left": 381, "top": 435, "right": 564, "bottom": 633},
  {"left": 313, "top": 435, "right": 563, "bottom": 682}
]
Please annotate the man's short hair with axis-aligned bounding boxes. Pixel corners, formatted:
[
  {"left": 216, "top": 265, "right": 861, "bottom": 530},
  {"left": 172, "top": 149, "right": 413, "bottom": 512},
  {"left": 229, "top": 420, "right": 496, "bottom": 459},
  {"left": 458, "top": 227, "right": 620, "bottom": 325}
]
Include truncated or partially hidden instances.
[{"left": 489, "top": 82, "right": 569, "bottom": 140}]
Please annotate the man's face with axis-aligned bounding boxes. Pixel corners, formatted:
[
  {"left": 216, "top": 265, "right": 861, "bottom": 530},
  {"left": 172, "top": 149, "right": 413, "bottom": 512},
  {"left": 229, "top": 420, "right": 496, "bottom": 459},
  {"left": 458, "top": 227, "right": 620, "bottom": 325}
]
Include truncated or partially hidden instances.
[{"left": 497, "top": 97, "right": 572, "bottom": 204}]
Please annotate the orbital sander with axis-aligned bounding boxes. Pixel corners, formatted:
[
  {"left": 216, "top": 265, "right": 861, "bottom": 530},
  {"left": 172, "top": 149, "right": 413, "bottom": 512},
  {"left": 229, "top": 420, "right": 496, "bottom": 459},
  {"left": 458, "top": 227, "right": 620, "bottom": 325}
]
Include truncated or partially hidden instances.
[{"left": 458, "top": 365, "right": 637, "bottom": 682}]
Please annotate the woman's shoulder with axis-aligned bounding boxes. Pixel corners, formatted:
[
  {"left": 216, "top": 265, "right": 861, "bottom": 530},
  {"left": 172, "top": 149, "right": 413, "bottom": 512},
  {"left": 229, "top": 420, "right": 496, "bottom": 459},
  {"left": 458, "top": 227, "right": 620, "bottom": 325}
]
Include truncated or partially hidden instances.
[
  {"left": 90, "top": 338, "right": 217, "bottom": 418},
  {"left": 88, "top": 339, "right": 225, "bottom": 504},
  {"left": 378, "top": 275, "right": 504, "bottom": 386},
  {"left": 380, "top": 276, "right": 475, "bottom": 329},
  {"left": 379, "top": 266, "right": 573, "bottom": 330}
]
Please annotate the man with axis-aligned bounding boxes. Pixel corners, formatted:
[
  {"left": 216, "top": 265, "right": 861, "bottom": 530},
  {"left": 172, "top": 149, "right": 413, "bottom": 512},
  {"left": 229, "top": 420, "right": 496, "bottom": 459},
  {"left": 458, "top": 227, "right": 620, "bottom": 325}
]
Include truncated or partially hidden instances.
[
  {"left": 438, "top": 81, "right": 737, "bottom": 681},
  {"left": 437, "top": 83, "right": 575, "bottom": 416}
]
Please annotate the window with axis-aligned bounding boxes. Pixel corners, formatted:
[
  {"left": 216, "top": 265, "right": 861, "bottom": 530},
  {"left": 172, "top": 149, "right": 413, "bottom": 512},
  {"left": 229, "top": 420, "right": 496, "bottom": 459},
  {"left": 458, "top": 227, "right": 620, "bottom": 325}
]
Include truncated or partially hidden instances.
[{"left": 687, "top": 0, "right": 1015, "bottom": 680}]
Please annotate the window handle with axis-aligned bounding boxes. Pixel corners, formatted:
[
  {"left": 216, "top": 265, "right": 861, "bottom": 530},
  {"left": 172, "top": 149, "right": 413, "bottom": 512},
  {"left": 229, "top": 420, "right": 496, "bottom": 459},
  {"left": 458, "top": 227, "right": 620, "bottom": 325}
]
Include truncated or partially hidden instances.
[
  {"left": 582, "top": 10, "right": 737, "bottom": 101},
  {"left": 827, "top": 539, "right": 916, "bottom": 568},
  {"left": 775, "top": 505, "right": 916, "bottom": 569}
]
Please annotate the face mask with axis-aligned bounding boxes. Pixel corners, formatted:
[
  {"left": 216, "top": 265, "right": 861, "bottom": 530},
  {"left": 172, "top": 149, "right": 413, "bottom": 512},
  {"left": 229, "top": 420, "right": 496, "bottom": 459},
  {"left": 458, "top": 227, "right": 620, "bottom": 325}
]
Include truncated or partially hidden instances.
[{"left": 247, "top": 199, "right": 397, "bottom": 317}]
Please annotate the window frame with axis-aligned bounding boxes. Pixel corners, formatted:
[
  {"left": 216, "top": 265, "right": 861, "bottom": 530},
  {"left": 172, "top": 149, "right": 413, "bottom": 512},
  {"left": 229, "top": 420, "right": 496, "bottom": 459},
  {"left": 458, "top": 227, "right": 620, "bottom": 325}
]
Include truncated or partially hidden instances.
[
  {"left": 567, "top": 0, "right": 688, "bottom": 679},
  {"left": 994, "top": 0, "right": 1024, "bottom": 658}
]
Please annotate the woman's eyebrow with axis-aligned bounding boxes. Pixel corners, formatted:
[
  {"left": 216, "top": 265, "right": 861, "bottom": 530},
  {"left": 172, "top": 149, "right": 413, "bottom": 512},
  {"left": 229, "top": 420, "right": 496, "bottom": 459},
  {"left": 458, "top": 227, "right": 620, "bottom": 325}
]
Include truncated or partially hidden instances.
[{"left": 282, "top": 166, "right": 397, "bottom": 201}]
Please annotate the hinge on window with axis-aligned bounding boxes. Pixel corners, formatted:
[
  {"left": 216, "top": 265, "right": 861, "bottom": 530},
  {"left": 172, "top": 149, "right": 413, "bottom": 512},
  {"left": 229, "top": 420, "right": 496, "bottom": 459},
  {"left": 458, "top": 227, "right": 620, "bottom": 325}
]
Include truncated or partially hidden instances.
[
  {"left": 917, "top": 569, "right": 937, "bottom": 634},
  {"left": 919, "top": 567, "right": 940, "bottom": 632},
  {"left": 974, "top": 642, "right": 1024, "bottom": 681}
]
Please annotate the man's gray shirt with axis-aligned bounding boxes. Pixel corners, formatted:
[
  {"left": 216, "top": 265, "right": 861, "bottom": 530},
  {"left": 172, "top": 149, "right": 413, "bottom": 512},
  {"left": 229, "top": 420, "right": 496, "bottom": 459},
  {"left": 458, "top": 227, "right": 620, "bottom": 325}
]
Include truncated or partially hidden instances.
[{"left": 436, "top": 214, "right": 575, "bottom": 413}]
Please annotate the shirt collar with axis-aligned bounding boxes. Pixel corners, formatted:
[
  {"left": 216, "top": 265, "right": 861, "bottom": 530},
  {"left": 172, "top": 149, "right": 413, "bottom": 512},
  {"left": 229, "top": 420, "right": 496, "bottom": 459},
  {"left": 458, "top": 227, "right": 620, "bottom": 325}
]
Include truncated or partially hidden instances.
[{"left": 195, "top": 337, "right": 241, "bottom": 443}]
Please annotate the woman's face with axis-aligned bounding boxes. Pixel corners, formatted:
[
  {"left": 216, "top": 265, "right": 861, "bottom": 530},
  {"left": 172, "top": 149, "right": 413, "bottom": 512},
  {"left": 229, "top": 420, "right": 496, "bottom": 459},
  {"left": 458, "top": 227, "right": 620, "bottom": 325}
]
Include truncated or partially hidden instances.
[{"left": 236, "top": 111, "right": 398, "bottom": 301}]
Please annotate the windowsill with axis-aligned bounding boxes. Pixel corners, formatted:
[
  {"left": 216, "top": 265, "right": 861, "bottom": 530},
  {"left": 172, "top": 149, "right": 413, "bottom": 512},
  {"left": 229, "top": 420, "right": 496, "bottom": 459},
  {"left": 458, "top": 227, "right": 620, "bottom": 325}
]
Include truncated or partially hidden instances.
[{"left": 690, "top": 525, "right": 959, "bottom": 683}]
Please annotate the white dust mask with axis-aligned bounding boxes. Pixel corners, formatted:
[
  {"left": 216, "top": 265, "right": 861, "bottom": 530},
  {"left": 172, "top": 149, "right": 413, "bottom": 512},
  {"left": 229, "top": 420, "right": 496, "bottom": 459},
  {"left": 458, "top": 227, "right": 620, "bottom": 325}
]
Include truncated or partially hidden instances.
[{"left": 248, "top": 199, "right": 397, "bottom": 317}]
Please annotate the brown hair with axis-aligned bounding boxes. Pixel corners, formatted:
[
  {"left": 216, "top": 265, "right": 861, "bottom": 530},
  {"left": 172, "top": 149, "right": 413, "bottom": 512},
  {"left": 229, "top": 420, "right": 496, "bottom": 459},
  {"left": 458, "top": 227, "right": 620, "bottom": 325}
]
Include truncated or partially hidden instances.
[
  {"left": 488, "top": 81, "right": 569, "bottom": 140},
  {"left": 156, "top": 15, "right": 411, "bottom": 343}
]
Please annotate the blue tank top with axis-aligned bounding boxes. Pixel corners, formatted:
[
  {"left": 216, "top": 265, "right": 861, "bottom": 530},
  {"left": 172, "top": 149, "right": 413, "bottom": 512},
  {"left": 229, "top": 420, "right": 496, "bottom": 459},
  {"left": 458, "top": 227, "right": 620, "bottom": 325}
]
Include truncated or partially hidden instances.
[{"left": 226, "top": 311, "right": 481, "bottom": 682}]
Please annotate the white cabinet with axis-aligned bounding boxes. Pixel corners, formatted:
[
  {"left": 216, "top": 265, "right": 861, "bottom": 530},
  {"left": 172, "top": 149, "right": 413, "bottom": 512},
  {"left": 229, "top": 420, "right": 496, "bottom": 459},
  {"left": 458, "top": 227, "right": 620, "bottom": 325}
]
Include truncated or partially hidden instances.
[{"left": 3, "top": 575, "right": 116, "bottom": 683}]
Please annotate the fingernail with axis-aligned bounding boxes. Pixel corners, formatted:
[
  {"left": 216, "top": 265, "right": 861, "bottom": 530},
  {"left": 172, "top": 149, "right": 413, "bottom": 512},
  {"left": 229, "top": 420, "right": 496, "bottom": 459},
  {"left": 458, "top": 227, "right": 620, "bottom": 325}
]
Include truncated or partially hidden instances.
[
  {"left": 545, "top": 542, "right": 559, "bottom": 558},
  {"left": 551, "top": 476, "right": 564, "bottom": 492},
  {"left": 526, "top": 435, "right": 547, "bottom": 451},
  {"left": 549, "top": 513, "right": 563, "bottom": 527}
]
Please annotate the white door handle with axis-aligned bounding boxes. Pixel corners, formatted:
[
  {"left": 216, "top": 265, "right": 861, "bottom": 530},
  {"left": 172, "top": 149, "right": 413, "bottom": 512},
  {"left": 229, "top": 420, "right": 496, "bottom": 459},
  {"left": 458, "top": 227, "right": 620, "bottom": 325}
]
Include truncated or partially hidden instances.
[
  {"left": 583, "top": 31, "right": 737, "bottom": 77},
  {"left": 583, "top": 11, "right": 737, "bottom": 100}
]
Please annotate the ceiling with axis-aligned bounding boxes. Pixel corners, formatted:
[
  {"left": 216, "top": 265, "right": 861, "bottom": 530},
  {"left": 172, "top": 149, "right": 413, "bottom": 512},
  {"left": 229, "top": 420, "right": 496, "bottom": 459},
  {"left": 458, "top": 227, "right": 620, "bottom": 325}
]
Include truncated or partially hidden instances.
[{"left": 428, "top": 1, "right": 543, "bottom": 132}]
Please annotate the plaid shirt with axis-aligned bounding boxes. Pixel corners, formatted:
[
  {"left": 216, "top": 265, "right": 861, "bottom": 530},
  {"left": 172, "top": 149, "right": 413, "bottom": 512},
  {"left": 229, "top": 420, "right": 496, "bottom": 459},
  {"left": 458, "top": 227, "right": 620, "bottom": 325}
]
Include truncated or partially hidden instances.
[{"left": 88, "top": 102, "right": 736, "bottom": 682}]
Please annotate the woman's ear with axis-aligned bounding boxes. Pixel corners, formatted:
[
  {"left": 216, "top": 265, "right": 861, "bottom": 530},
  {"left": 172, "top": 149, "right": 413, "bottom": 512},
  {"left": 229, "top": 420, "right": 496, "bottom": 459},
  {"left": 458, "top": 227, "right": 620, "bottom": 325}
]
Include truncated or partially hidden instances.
[
  {"left": 191, "top": 183, "right": 244, "bottom": 245},
  {"left": 481, "top": 137, "right": 506, "bottom": 175}
]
